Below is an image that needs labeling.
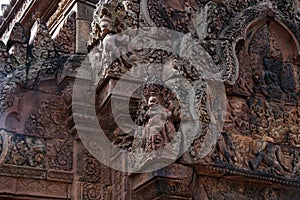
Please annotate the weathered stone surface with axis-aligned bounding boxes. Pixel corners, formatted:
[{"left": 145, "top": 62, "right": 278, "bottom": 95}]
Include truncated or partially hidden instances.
[{"left": 1, "top": 0, "right": 300, "bottom": 199}]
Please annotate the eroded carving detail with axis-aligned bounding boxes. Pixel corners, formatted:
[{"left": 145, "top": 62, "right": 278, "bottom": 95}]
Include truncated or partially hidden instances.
[
  {"left": 5, "top": 133, "right": 46, "bottom": 169},
  {"left": 24, "top": 95, "right": 70, "bottom": 139},
  {"left": 48, "top": 139, "right": 73, "bottom": 171},
  {"left": 198, "top": 17, "right": 300, "bottom": 180},
  {"left": 7, "top": 23, "right": 28, "bottom": 67},
  {"left": 54, "top": 12, "right": 76, "bottom": 54},
  {"left": 30, "top": 19, "right": 56, "bottom": 61},
  {"left": 88, "top": 0, "right": 136, "bottom": 49},
  {"left": 0, "top": 41, "right": 13, "bottom": 77}
]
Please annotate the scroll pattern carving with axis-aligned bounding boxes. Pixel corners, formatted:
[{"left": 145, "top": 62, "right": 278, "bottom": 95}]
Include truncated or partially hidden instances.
[
  {"left": 47, "top": 139, "right": 73, "bottom": 171},
  {"left": 82, "top": 183, "right": 107, "bottom": 200},
  {"left": 16, "top": 179, "right": 71, "bottom": 198},
  {"left": 24, "top": 95, "right": 70, "bottom": 139},
  {"left": 78, "top": 149, "right": 112, "bottom": 200}
]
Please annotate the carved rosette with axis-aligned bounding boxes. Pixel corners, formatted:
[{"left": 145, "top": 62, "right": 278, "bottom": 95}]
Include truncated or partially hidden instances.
[
  {"left": 82, "top": 183, "right": 107, "bottom": 200},
  {"left": 76, "top": 148, "right": 112, "bottom": 199}
]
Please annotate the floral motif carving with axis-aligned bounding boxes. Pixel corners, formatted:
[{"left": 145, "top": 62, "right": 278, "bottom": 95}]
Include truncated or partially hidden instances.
[
  {"left": 48, "top": 139, "right": 73, "bottom": 171},
  {"left": 78, "top": 149, "right": 112, "bottom": 199},
  {"left": 82, "top": 183, "right": 107, "bottom": 200},
  {"left": 79, "top": 149, "right": 111, "bottom": 185}
]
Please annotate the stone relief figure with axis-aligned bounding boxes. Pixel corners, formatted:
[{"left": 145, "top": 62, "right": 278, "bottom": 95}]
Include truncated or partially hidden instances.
[
  {"left": 213, "top": 132, "right": 237, "bottom": 165},
  {"left": 99, "top": 17, "right": 129, "bottom": 70},
  {"left": 130, "top": 83, "right": 182, "bottom": 170},
  {"left": 248, "top": 142, "right": 290, "bottom": 175},
  {"left": 88, "top": 0, "right": 133, "bottom": 80},
  {"left": 288, "top": 106, "right": 300, "bottom": 148},
  {"left": 140, "top": 94, "right": 176, "bottom": 152}
]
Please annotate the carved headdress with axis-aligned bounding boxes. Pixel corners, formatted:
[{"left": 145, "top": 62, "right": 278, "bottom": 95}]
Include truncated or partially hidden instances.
[{"left": 87, "top": 0, "right": 128, "bottom": 49}]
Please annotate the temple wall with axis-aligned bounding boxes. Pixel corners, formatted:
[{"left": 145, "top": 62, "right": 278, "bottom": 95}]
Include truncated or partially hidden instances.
[{"left": 0, "top": 0, "right": 300, "bottom": 199}]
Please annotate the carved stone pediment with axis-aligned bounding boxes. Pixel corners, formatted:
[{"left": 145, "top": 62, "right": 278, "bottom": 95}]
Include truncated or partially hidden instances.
[
  {"left": 82, "top": 0, "right": 300, "bottom": 191},
  {"left": 186, "top": 2, "right": 300, "bottom": 186}
]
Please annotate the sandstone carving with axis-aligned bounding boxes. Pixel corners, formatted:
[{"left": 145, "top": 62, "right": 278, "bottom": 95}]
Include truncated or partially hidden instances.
[{"left": 0, "top": 0, "right": 300, "bottom": 199}]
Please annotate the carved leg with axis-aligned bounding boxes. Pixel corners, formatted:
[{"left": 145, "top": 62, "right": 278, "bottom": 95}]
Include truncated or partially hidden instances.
[{"left": 249, "top": 153, "right": 265, "bottom": 171}]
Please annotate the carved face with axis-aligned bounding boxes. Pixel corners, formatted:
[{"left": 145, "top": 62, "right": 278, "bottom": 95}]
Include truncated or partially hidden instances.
[
  {"left": 100, "top": 19, "right": 113, "bottom": 34},
  {"left": 148, "top": 96, "right": 159, "bottom": 107}
]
